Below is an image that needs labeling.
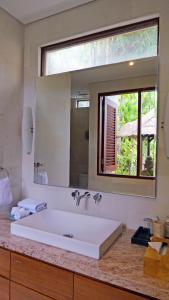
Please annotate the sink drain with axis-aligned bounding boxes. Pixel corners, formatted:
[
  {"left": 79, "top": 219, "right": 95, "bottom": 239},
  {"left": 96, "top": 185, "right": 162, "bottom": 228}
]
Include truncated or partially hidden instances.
[{"left": 63, "top": 233, "right": 74, "bottom": 238}]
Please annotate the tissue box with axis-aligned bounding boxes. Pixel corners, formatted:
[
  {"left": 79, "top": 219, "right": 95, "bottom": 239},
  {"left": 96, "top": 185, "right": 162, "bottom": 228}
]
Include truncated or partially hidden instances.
[{"left": 144, "top": 237, "right": 169, "bottom": 281}]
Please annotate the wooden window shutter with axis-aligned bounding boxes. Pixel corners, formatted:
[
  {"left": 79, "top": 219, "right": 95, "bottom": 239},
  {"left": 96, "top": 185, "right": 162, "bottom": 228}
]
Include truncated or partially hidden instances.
[{"left": 102, "top": 97, "right": 117, "bottom": 173}]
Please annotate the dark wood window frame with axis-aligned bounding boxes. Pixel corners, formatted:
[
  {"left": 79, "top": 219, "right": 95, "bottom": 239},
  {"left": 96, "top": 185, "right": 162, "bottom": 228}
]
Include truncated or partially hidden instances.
[
  {"left": 40, "top": 18, "right": 159, "bottom": 76},
  {"left": 97, "top": 87, "right": 157, "bottom": 180}
]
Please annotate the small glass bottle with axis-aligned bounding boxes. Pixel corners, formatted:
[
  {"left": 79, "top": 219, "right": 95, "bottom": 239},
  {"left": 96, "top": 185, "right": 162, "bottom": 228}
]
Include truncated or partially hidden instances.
[
  {"left": 152, "top": 217, "right": 165, "bottom": 238},
  {"left": 165, "top": 217, "right": 169, "bottom": 238}
]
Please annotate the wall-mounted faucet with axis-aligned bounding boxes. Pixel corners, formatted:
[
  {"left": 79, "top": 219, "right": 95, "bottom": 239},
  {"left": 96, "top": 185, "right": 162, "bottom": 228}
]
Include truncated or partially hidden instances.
[
  {"left": 93, "top": 193, "right": 102, "bottom": 204},
  {"left": 76, "top": 191, "right": 91, "bottom": 206},
  {"left": 71, "top": 190, "right": 102, "bottom": 206},
  {"left": 71, "top": 189, "right": 80, "bottom": 199}
]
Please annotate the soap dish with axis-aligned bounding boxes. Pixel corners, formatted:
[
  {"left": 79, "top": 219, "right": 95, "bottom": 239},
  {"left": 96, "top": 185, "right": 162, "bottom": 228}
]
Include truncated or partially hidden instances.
[{"left": 131, "top": 226, "right": 151, "bottom": 247}]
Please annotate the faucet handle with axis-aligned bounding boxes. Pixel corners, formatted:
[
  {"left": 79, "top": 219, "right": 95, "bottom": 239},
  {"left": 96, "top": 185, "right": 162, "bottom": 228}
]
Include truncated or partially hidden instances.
[
  {"left": 84, "top": 191, "right": 91, "bottom": 199},
  {"left": 93, "top": 193, "right": 102, "bottom": 204},
  {"left": 71, "top": 190, "right": 80, "bottom": 200}
]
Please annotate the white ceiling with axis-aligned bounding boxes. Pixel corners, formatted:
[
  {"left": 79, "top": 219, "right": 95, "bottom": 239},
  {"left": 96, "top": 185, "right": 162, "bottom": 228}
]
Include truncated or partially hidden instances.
[{"left": 0, "top": 0, "right": 94, "bottom": 24}]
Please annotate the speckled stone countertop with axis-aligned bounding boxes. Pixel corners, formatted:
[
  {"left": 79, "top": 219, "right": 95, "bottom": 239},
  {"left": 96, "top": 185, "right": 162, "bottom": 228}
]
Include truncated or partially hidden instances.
[{"left": 0, "top": 218, "right": 169, "bottom": 300}]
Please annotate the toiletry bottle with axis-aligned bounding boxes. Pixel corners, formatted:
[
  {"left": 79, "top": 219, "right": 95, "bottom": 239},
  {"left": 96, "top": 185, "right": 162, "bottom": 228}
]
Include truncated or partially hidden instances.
[
  {"left": 152, "top": 217, "right": 165, "bottom": 238},
  {"left": 165, "top": 217, "right": 169, "bottom": 238},
  {"left": 144, "top": 218, "right": 153, "bottom": 234}
]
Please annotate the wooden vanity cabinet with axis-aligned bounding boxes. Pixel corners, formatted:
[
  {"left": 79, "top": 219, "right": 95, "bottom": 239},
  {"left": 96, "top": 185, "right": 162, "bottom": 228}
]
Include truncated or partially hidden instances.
[
  {"left": 0, "top": 248, "right": 155, "bottom": 300},
  {"left": 0, "top": 248, "right": 10, "bottom": 278},
  {"left": 11, "top": 282, "right": 53, "bottom": 300},
  {"left": 0, "top": 276, "right": 9, "bottom": 300},
  {"left": 11, "top": 253, "right": 73, "bottom": 300},
  {"left": 0, "top": 248, "right": 10, "bottom": 300},
  {"left": 74, "top": 275, "right": 149, "bottom": 300}
]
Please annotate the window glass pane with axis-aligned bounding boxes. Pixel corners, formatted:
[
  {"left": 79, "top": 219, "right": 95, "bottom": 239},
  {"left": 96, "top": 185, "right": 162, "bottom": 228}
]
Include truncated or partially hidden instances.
[
  {"left": 102, "top": 93, "right": 138, "bottom": 176},
  {"left": 45, "top": 25, "right": 158, "bottom": 75},
  {"left": 116, "top": 93, "right": 138, "bottom": 176},
  {"left": 77, "top": 100, "right": 90, "bottom": 108},
  {"left": 140, "top": 90, "right": 157, "bottom": 177}
]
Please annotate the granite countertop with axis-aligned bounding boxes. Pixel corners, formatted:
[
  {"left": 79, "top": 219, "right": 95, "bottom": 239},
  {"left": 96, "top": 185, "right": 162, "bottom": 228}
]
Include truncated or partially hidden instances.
[{"left": 0, "top": 218, "right": 169, "bottom": 300}]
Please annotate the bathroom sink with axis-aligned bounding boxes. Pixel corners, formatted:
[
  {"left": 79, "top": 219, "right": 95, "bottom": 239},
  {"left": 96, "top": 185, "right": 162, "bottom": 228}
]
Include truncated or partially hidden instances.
[{"left": 11, "top": 209, "right": 122, "bottom": 259}]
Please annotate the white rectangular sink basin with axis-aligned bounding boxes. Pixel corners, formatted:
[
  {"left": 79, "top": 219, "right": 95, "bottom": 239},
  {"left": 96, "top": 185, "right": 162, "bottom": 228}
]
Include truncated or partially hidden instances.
[{"left": 11, "top": 209, "right": 122, "bottom": 259}]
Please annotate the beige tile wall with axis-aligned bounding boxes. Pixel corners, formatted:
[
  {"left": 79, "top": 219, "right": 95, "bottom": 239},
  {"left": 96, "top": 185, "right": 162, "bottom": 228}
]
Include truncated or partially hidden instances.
[{"left": 0, "top": 8, "right": 24, "bottom": 207}]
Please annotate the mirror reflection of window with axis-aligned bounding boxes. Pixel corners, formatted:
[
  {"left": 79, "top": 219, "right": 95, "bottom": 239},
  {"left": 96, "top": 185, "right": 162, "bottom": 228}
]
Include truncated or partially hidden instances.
[
  {"left": 140, "top": 90, "right": 157, "bottom": 177},
  {"left": 76, "top": 100, "right": 90, "bottom": 108},
  {"left": 98, "top": 88, "right": 157, "bottom": 179}
]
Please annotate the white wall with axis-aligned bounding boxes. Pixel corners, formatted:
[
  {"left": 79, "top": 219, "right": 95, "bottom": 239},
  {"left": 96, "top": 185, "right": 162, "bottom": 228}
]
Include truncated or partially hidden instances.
[
  {"left": 0, "top": 8, "right": 24, "bottom": 207},
  {"left": 23, "top": 0, "right": 169, "bottom": 229},
  {"left": 35, "top": 74, "right": 71, "bottom": 187}
]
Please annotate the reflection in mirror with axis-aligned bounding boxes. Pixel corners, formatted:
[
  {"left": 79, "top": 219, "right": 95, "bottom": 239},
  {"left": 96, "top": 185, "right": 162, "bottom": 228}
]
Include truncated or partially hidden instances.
[
  {"left": 34, "top": 57, "right": 158, "bottom": 197},
  {"left": 70, "top": 93, "right": 89, "bottom": 189},
  {"left": 98, "top": 87, "right": 157, "bottom": 178},
  {"left": 35, "top": 74, "right": 71, "bottom": 187}
]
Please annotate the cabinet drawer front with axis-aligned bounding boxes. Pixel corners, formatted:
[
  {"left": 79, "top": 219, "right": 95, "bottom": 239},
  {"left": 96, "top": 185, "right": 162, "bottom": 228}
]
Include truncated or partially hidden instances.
[
  {"left": 11, "top": 253, "right": 73, "bottom": 300},
  {"left": 0, "top": 248, "right": 10, "bottom": 278},
  {"left": 0, "top": 276, "right": 9, "bottom": 300},
  {"left": 74, "top": 275, "right": 149, "bottom": 300},
  {"left": 11, "top": 282, "right": 53, "bottom": 300}
]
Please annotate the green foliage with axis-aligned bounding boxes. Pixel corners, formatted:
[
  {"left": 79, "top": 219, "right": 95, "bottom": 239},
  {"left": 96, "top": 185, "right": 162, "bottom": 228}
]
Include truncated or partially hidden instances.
[
  {"left": 117, "top": 93, "right": 138, "bottom": 128},
  {"left": 142, "top": 139, "right": 156, "bottom": 176},
  {"left": 112, "top": 26, "right": 157, "bottom": 59},
  {"left": 115, "top": 91, "right": 157, "bottom": 176},
  {"left": 141, "top": 91, "right": 157, "bottom": 114},
  {"left": 116, "top": 138, "right": 137, "bottom": 176},
  {"left": 117, "top": 91, "right": 156, "bottom": 129}
]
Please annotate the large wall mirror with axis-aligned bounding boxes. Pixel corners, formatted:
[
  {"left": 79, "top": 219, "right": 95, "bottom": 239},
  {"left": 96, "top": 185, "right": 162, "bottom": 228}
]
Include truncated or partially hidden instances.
[{"left": 34, "top": 56, "right": 158, "bottom": 197}]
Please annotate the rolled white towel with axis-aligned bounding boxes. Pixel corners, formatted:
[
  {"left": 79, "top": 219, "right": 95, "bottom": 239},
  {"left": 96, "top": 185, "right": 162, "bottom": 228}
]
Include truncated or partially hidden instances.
[
  {"left": 17, "top": 198, "right": 47, "bottom": 213},
  {"left": 11, "top": 207, "right": 30, "bottom": 221}
]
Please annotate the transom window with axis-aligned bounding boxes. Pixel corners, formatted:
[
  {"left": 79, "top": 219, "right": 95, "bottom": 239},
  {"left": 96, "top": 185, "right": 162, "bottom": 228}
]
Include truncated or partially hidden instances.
[
  {"left": 76, "top": 100, "right": 90, "bottom": 108},
  {"left": 41, "top": 19, "right": 158, "bottom": 76},
  {"left": 98, "top": 88, "right": 157, "bottom": 179}
]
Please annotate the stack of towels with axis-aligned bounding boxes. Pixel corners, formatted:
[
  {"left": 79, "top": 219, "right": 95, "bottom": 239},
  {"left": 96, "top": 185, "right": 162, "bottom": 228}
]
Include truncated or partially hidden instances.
[{"left": 11, "top": 198, "right": 47, "bottom": 221}]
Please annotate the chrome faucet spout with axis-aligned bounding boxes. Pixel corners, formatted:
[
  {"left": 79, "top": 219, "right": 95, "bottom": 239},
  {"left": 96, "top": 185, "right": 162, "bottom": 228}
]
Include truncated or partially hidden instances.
[{"left": 76, "top": 191, "right": 91, "bottom": 206}]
